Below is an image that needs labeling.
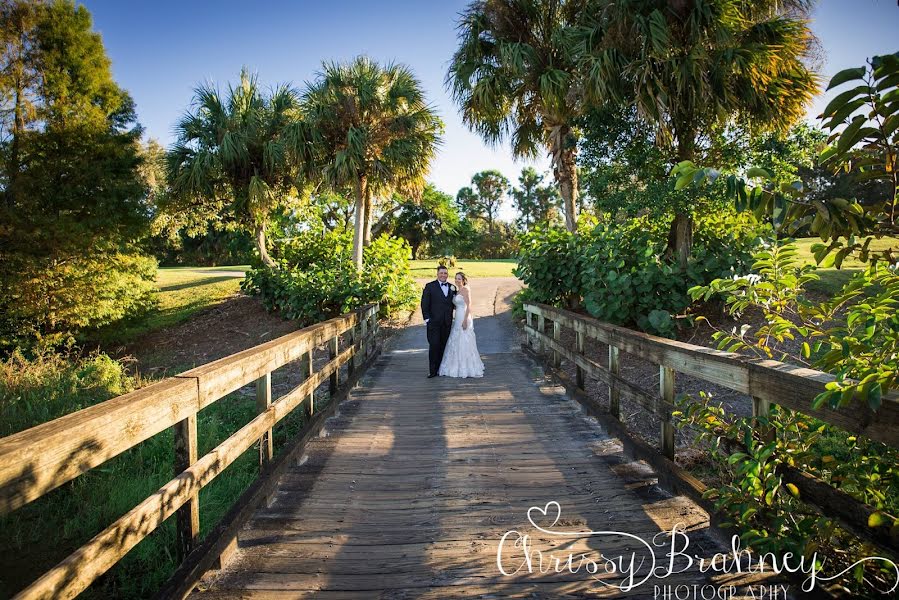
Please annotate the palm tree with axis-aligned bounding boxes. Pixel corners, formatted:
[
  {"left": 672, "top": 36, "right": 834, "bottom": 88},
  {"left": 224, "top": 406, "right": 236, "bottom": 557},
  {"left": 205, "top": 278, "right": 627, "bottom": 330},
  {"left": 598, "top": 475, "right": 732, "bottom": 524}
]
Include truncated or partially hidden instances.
[
  {"left": 167, "top": 69, "right": 308, "bottom": 268},
  {"left": 447, "top": 0, "right": 586, "bottom": 232},
  {"left": 579, "top": 0, "right": 819, "bottom": 267},
  {"left": 303, "top": 56, "right": 443, "bottom": 269}
]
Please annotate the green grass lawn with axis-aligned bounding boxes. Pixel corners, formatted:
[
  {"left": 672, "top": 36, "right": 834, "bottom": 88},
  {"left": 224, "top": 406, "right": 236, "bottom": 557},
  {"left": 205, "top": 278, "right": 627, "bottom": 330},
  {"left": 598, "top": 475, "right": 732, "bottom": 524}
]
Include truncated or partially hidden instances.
[
  {"left": 94, "top": 265, "right": 250, "bottom": 346},
  {"left": 792, "top": 236, "right": 898, "bottom": 295},
  {"left": 410, "top": 258, "right": 518, "bottom": 279}
]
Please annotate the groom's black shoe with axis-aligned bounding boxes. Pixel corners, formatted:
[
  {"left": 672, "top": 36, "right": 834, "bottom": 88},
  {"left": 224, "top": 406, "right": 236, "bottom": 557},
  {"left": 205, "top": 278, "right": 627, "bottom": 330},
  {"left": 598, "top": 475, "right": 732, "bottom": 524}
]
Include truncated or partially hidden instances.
[{"left": 427, "top": 373, "right": 437, "bottom": 378}]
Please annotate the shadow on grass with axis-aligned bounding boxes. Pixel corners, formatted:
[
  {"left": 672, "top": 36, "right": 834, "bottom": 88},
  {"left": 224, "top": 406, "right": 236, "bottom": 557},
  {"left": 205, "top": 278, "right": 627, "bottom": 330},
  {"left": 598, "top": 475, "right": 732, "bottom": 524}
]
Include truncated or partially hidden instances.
[{"left": 159, "top": 276, "right": 242, "bottom": 293}]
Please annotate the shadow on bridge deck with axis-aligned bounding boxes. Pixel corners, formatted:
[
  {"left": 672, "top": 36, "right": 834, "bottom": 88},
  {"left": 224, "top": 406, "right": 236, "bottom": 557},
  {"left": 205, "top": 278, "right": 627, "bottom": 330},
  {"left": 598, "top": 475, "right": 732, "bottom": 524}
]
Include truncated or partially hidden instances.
[{"left": 189, "top": 279, "right": 783, "bottom": 599}]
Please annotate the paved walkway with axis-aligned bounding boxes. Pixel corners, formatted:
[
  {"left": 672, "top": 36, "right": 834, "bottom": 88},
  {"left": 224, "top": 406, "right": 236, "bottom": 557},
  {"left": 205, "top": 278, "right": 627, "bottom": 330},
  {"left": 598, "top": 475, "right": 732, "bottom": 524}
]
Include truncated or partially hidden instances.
[{"left": 190, "top": 279, "right": 778, "bottom": 598}]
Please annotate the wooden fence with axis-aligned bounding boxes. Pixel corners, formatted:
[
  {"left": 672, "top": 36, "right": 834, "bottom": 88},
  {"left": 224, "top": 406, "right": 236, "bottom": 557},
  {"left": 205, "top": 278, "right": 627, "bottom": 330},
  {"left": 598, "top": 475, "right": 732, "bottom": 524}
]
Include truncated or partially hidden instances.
[
  {"left": 523, "top": 302, "right": 899, "bottom": 553},
  {"left": 0, "top": 304, "right": 380, "bottom": 600}
]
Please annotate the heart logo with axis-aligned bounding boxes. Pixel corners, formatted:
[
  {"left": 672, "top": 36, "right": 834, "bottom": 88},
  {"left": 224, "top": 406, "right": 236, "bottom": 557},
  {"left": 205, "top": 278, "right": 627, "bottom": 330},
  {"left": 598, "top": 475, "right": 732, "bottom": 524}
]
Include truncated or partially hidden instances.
[{"left": 527, "top": 501, "right": 561, "bottom": 530}]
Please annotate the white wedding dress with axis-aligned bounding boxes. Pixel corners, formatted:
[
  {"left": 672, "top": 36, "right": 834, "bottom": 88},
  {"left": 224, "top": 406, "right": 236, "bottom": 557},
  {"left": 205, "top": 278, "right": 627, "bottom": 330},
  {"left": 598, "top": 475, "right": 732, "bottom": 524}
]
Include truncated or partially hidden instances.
[{"left": 439, "top": 293, "right": 485, "bottom": 378}]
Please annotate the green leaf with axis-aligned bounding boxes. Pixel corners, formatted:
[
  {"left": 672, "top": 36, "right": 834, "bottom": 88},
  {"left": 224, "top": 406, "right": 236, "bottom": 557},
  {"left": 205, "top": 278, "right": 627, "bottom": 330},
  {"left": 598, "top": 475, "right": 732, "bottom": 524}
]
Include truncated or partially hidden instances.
[
  {"left": 821, "top": 85, "right": 870, "bottom": 118},
  {"left": 675, "top": 171, "right": 695, "bottom": 190},
  {"left": 826, "top": 66, "right": 867, "bottom": 91},
  {"left": 786, "top": 483, "right": 800, "bottom": 497},
  {"left": 746, "top": 166, "right": 773, "bottom": 179},
  {"left": 868, "top": 382, "right": 883, "bottom": 411},
  {"left": 868, "top": 511, "right": 887, "bottom": 528}
]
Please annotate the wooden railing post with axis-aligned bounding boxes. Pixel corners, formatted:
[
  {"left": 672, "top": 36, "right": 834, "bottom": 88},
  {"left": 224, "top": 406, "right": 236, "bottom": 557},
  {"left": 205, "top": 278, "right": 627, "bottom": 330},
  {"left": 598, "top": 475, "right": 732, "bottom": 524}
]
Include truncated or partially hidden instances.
[
  {"left": 608, "top": 345, "right": 620, "bottom": 420},
  {"left": 537, "top": 313, "right": 545, "bottom": 355},
  {"left": 575, "top": 326, "right": 585, "bottom": 391},
  {"left": 360, "top": 309, "right": 369, "bottom": 361},
  {"left": 753, "top": 396, "right": 775, "bottom": 444},
  {"left": 329, "top": 335, "right": 339, "bottom": 397},
  {"left": 660, "top": 365, "right": 675, "bottom": 460},
  {"left": 347, "top": 319, "right": 357, "bottom": 379},
  {"left": 301, "top": 349, "right": 314, "bottom": 417},
  {"left": 552, "top": 319, "right": 561, "bottom": 368},
  {"left": 174, "top": 413, "right": 199, "bottom": 561},
  {"left": 256, "top": 372, "right": 273, "bottom": 465},
  {"left": 525, "top": 309, "right": 534, "bottom": 349}
]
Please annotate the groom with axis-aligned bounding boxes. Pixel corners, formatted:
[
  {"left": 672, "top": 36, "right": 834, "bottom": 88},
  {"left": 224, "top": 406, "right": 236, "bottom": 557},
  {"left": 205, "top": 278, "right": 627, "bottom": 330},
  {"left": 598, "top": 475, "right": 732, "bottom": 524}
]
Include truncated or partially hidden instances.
[{"left": 421, "top": 266, "right": 456, "bottom": 378}]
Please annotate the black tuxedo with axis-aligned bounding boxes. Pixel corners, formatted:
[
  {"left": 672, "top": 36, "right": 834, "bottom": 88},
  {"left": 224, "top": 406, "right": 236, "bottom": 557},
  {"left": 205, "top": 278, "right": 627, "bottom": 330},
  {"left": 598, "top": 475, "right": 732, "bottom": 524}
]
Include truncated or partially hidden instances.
[{"left": 421, "top": 280, "right": 456, "bottom": 376}]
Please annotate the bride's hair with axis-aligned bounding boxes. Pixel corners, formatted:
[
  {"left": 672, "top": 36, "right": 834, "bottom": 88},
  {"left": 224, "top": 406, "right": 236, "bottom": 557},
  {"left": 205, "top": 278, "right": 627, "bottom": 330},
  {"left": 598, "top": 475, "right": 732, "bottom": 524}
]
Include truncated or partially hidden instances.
[{"left": 455, "top": 271, "right": 468, "bottom": 287}]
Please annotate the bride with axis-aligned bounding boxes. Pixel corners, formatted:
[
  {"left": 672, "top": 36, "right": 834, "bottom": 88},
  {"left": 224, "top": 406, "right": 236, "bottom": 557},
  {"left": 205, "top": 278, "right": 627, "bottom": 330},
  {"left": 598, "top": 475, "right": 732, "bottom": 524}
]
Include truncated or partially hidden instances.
[{"left": 439, "top": 272, "right": 485, "bottom": 378}]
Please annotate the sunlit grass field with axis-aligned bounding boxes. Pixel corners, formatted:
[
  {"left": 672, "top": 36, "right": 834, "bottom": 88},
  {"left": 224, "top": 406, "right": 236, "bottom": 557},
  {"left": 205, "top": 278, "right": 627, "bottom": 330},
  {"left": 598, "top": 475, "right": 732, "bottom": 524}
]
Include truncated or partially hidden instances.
[
  {"left": 95, "top": 266, "right": 249, "bottom": 346},
  {"left": 792, "top": 236, "right": 898, "bottom": 295},
  {"left": 409, "top": 258, "right": 518, "bottom": 278}
]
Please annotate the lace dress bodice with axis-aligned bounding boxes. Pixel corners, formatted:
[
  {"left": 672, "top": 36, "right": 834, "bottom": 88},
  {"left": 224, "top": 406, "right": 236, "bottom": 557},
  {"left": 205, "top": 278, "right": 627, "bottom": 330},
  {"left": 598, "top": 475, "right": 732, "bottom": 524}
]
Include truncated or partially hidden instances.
[
  {"left": 453, "top": 294, "right": 473, "bottom": 329},
  {"left": 439, "top": 290, "right": 484, "bottom": 378}
]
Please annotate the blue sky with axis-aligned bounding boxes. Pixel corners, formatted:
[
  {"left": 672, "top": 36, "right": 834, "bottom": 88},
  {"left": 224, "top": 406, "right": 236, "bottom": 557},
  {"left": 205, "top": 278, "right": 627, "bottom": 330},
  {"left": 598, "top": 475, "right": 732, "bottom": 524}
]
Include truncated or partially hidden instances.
[{"left": 82, "top": 0, "right": 898, "bottom": 220}]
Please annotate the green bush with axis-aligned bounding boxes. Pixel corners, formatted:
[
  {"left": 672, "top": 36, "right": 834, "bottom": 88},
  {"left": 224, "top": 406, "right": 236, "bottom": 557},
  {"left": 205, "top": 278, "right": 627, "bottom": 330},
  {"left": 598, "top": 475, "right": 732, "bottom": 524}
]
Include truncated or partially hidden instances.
[
  {"left": 242, "top": 231, "right": 418, "bottom": 324},
  {"left": 0, "top": 251, "right": 158, "bottom": 351},
  {"left": 515, "top": 211, "right": 768, "bottom": 336},
  {"left": 0, "top": 349, "right": 136, "bottom": 437}
]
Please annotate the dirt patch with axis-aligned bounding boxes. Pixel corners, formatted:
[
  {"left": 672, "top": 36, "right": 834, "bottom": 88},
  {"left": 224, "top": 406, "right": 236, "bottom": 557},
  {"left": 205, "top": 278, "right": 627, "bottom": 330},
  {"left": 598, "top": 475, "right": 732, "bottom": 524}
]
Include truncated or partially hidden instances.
[
  {"left": 113, "top": 292, "right": 415, "bottom": 384},
  {"left": 110, "top": 294, "right": 298, "bottom": 377}
]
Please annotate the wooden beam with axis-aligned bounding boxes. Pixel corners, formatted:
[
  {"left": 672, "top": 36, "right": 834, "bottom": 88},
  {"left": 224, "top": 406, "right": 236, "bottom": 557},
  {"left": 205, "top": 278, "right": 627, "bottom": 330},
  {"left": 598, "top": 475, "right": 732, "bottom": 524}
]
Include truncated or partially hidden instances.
[
  {"left": 301, "top": 350, "right": 314, "bottom": 418},
  {"left": 329, "top": 336, "right": 339, "bottom": 397},
  {"left": 525, "top": 326, "right": 671, "bottom": 417},
  {"left": 552, "top": 319, "right": 561, "bottom": 368},
  {"left": 525, "top": 303, "right": 899, "bottom": 448},
  {"left": 155, "top": 342, "right": 383, "bottom": 600},
  {"left": 174, "top": 413, "right": 199, "bottom": 562},
  {"left": 575, "top": 328, "right": 585, "bottom": 391},
  {"left": 12, "top": 343, "right": 358, "bottom": 600},
  {"left": 609, "top": 345, "right": 620, "bottom": 420},
  {"left": 660, "top": 366, "right": 675, "bottom": 460},
  {"left": 256, "top": 372, "right": 273, "bottom": 465},
  {"left": 0, "top": 377, "right": 199, "bottom": 515}
]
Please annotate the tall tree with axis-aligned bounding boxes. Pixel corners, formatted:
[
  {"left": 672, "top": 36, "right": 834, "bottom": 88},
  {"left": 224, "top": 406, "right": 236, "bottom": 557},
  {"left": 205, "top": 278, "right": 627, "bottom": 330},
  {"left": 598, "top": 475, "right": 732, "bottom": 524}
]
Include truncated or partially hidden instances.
[
  {"left": 578, "top": 0, "right": 819, "bottom": 267},
  {"left": 456, "top": 169, "right": 509, "bottom": 234},
  {"left": 303, "top": 56, "right": 443, "bottom": 269},
  {"left": 446, "top": 0, "right": 587, "bottom": 232},
  {"left": 0, "top": 0, "right": 154, "bottom": 344},
  {"left": 166, "top": 69, "right": 307, "bottom": 268},
  {"left": 511, "top": 166, "right": 560, "bottom": 229},
  {"left": 385, "top": 185, "right": 460, "bottom": 259},
  {"left": 0, "top": 0, "right": 39, "bottom": 206}
]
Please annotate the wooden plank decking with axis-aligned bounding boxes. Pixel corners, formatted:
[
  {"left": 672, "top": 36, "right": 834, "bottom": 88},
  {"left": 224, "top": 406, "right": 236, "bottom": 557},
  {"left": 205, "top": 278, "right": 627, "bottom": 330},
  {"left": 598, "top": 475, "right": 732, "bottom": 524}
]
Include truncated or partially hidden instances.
[{"left": 188, "top": 280, "right": 779, "bottom": 599}]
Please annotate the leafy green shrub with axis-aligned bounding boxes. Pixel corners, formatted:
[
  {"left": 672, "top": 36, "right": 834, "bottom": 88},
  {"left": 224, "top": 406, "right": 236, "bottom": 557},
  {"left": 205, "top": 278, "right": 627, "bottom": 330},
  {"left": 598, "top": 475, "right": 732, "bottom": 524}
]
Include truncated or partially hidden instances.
[
  {"left": 677, "top": 391, "right": 899, "bottom": 597},
  {"left": 691, "top": 240, "right": 899, "bottom": 409},
  {"left": 513, "top": 226, "right": 582, "bottom": 306},
  {"left": 515, "top": 211, "right": 767, "bottom": 336},
  {"left": 242, "top": 231, "right": 418, "bottom": 324},
  {"left": 0, "top": 252, "right": 158, "bottom": 351},
  {"left": 0, "top": 349, "right": 137, "bottom": 437}
]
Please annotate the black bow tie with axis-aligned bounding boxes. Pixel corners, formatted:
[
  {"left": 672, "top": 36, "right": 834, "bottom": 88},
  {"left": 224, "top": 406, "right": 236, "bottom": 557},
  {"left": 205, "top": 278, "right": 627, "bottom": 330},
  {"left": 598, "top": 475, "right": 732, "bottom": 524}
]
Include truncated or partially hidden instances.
[{"left": 441, "top": 283, "right": 447, "bottom": 286}]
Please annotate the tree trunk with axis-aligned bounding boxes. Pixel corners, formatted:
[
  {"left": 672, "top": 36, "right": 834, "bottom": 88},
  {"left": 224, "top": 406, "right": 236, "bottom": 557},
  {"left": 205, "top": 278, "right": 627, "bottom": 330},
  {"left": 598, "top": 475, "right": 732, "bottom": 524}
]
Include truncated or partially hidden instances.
[
  {"left": 552, "top": 133, "right": 578, "bottom": 232},
  {"left": 668, "top": 133, "right": 696, "bottom": 269},
  {"left": 254, "top": 221, "right": 276, "bottom": 268},
  {"left": 352, "top": 177, "right": 366, "bottom": 269},
  {"left": 362, "top": 190, "right": 373, "bottom": 246},
  {"left": 670, "top": 213, "right": 693, "bottom": 270}
]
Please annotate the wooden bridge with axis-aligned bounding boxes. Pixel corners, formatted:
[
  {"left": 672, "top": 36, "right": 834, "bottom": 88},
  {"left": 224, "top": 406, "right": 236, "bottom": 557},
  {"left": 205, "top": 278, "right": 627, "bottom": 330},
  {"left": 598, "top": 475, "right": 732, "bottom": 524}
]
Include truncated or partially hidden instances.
[{"left": 1, "top": 279, "right": 897, "bottom": 599}]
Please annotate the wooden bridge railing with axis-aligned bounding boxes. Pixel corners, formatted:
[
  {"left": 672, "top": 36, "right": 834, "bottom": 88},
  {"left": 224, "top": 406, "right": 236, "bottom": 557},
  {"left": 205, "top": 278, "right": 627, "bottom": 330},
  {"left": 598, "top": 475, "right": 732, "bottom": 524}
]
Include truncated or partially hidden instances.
[
  {"left": 523, "top": 302, "right": 899, "bottom": 553},
  {"left": 0, "top": 303, "right": 380, "bottom": 600}
]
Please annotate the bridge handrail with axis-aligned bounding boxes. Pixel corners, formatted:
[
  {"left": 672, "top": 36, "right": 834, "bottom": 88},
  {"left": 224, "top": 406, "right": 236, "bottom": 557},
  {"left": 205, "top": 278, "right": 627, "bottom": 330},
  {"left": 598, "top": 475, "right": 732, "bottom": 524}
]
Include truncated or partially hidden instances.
[
  {"left": 0, "top": 303, "right": 379, "bottom": 600},
  {"left": 523, "top": 302, "right": 899, "bottom": 446},
  {"left": 523, "top": 302, "right": 899, "bottom": 552}
]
